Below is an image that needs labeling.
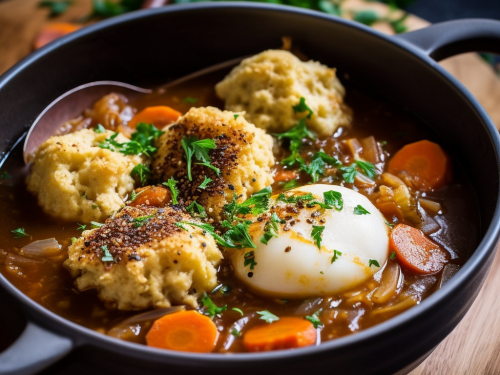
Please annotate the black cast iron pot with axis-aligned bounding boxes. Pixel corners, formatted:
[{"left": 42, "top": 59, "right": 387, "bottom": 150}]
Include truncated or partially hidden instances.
[{"left": 1, "top": 4, "right": 500, "bottom": 375}]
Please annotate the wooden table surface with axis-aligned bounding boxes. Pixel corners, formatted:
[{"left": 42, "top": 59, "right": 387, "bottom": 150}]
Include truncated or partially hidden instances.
[{"left": 1, "top": 1, "right": 500, "bottom": 374}]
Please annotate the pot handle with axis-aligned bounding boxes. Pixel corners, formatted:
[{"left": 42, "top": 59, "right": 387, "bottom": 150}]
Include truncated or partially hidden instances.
[
  {"left": 0, "top": 321, "right": 73, "bottom": 375},
  {"left": 395, "top": 19, "right": 500, "bottom": 61}
]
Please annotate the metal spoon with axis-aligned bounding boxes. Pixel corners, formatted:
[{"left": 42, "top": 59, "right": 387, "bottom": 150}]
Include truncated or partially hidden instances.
[{"left": 22, "top": 56, "right": 245, "bottom": 164}]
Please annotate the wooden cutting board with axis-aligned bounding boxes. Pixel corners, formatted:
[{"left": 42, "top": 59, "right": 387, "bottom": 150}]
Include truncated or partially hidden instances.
[{"left": 0, "top": 1, "right": 499, "bottom": 374}]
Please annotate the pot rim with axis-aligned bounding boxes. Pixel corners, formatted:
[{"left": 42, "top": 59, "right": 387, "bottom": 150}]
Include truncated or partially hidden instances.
[{"left": 1, "top": 2, "right": 499, "bottom": 365}]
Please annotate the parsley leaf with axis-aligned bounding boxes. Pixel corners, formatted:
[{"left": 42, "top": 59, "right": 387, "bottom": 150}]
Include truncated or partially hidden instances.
[
  {"left": 77, "top": 223, "right": 86, "bottom": 231},
  {"left": 311, "top": 225, "right": 325, "bottom": 249},
  {"left": 257, "top": 310, "right": 279, "bottom": 324},
  {"left": 71, "top": 237, "right": 77, "bottom": 245},
  {"left": 131, "top": 123, "right": 164, "bottom": 152},
  {"left": 201, "top": 292, "right": 227, "bottom": 318},
  {"left": 244, "top": 251, "right": 257, "bottom": 269},
  {"left": 232, "top": 307, "right": 244, "bottom": 316},
  {"left": 354, "top": 205, "right": 370, "bottom": 215},
  {"left": 12, "top": 228, "right": 29, "bottom": 238},
  {"left": 175, "top": 222, "right": 188, "bottom": 231},
  {"left": 195, "top": 162, "right": 220, "bottom": 176},
  {"left": 224, "top": 187, "right": 272, "bottom": 221},
  {"left": 0, "top": 171, "right": 11, "bottom": 179},
  {"left": 390, "top": 251, "right": 396, "bottom": 260},
  {"left": 277, "top": 192, "right": 314, "bottom": 204},
  {"left": 163, "top": 178, "right": 179, "bottom": 205},
  {"left": 260, "top": 212, "right": 285, "bottom": 245},
  {"left": 331, "top": 249, "right": 342, "bottom": 263},
  {"left": 98, "top": 132, "right": 156, "bottom": 157},
  {"left": 39, "top": 0, "right": 72, "bottom": 17},
  {"left": 186, "top": 201, "right": 207, "bottom": 218},
  {"left": 179, "top": 222, "right": 244, "bottom": 249},
  {"left": 231, "top": 328, "right": 241, "bottom": 337},
  {"left": 292, "top": 97, "right": 313, "bottom": 119},
  {"left": 130, "top": 164, "right": 151, "bottom": 186},
  {"left": 132, "top": 215, "right": 155, "bottom": 228},
  {"left": 91, "top": 0, "right": 142, "bottom": 18},
  {"left": 352, "top": 9, "right": 379, "bottom": 26},
  {"left": 276, "top": 119, "right": 315, "bottom": 167},
  {"left": 355, "top": 160, "right": 377, "bottom": 179},
  {"left": 233, "top": 114, "right": 240, "bottom": 120},
  {"left": 198, "top": 176, "right": 212, "bottom": 189},
  {"left": 183, "top": 97, "right": 198, "bottom": 104},
  {"left": 369, "top": 259, "right": 380, "bottom": 268},
  {"left": 385, "top": 220, "right": 395, "bottom": 228},
  {"left": 305, "top": 309, "right": 324, "bottom": 328},
  {"left": 340, "top": 160, "right": 377, "bottom": 183},
  {"left": 101, "top": 245, "right": 114, "bottom": 262},
  {"left": 221, "top": 220, "right": 257, "bottom": 249},
  {"left": 90, "top": 221, "right": 103, "bottom": 228},
  {"left": 324, "top": 190, "right": 343, "bottom": 211},
  {"left": 94, "top": 124, "right": 106, "bottom": 133},
  {"left": 181, "top": 136, "right": 216, "bottom": 181},
  {"left": 283, "top": 179, "right": 299, "bottom": 191}
]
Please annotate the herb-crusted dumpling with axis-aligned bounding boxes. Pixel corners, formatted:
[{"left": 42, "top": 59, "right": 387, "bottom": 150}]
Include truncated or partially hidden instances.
[
  {"left": 215, "top": 50, "right": 352, "bottom": 137},
  {"left": 152, "top": 106, "right": 275, "bottom": 221},
  {"left": 26, "top": 129, "right": 144, "bottom": 223},
  {"left": 64, "top": 205, "right": 222, "bottom": 310}
]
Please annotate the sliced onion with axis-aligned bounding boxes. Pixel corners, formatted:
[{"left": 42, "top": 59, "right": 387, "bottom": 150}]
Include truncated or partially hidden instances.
[
  {"left": 108, "top": 306, "right": 185, "bottom": 339},
  {"left": 418, "top": 198, "right": 442, "bottom": 216},
  {"left": 294, "top": 298, "right": 324, "bottom": 315},
  {"left": 393, "top": 184, "right": 421, "bottom": 224},
  {"left": 417, "top": 206, "right": 441, "bottom": 235},
  {"left": 360, "top": 136, "right": 382, "bottom": 164},
  {"left": 355, "top": 172, "right": 376, "bottom": 187},
  {"left": 371, "top": 296, "right": 417, "bottom": 318},
  {"left": 346, "top": 138, "right": 363, "bottom": 160},
  {"left": 439, "top": 264, "right": 460, "bottom": 288},
  {"left": 5, "top": 253, "right": 46, "bottom": 268},
  {"left": 381, "top": 172, "right": 405, "bottom": 189},
  {"left": 372, "top": 261, "right": 401, "bottom": 304},
  {"left": 223, "top": 316, "right": 251, "bottom": 351},
  {"left": 22, "top": 238, "right": 62, "bottom": 257}
]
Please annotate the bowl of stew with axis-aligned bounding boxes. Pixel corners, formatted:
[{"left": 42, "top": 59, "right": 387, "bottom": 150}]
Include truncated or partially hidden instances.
[{"left": 1, "top": 4, "right": 500, "bottom": 375}]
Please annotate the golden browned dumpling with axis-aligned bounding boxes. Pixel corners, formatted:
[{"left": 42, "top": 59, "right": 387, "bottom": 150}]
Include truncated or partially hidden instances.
[
  {"left": 215, "top": 50, "right": 351, "bottom": 137},
  {"left": 64, "top": 205, "right": 222, "bottom": 310},
  {"left": 26, "top": 129, "right": 144, "bottom": 223},
  {"left": 152, "top": 106, "right": 275, "bottom": 220}
]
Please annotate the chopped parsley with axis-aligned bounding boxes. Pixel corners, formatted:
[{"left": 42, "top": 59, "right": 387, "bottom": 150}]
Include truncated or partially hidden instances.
[
  {"left": 369, "top": 259, "right": 380, "bottom": 268},
  {"left": 224, "top": 186, "right": 272, "bottom": 221},
  {"left": 305, "top": 309, "right": 324, "bottom": 328},
  {"left": 179, "top": 221, "right": 254, "bottom": 249},
  {"left": 0, "top": 171, "right": 12, "bottom": 179},
  {"left": 283, "top": 179, "right": 299, "bottom": 191},
  {"left": 385, "top": 220, "right": 395, "bottom": 228},
  {"left": 232, "top": 307, "right": 244, "bottom": 316},
  {"left": 244, "top": 251, "right": 257, "bottom": 269},
  {"left": 12, "top": 228, "right": 29, "bottom": 238},
  {"left": 101, "top": 245, "right": 114, "bottom": 262},
  {"left": 354, "top": 205, "right": 370, "bottom": 215},
  {"left": 277, "top": 192, "right": 314, "bottom": 204},
  {"left": 132, "top": 215, "right": 155, "bottom": 228},
  {"left": 331, "top": 250, "right": 342, "bottom": 263},
  {"left": 131, "top": 122, "right": 164, "bottom": 150},
  {"left": 91, "top": 0, "right": 142, "bottom": 18},
  {"left": 300, "top": 151, "right": 342, "bottom": 183},
  {"left": 257, "top": 310, "right": 279, "bottom": 324},
  {"left": 311, "top": 225, "right": 325, "bottom": 249},
  {"left": 71, "top": 237, "right": 77, "bottom": 245},
  {"left": 201, "top": 292, "right": 227, "bottom": 318},
  {"left": 292, "top": 97, "right": 313, "bottom": 119},
  {"left": 260, "top": 212, "right": 285, "bottom": 245},
  {"left": 181, "top": 136, "right": 216, "bottom": 181},
  {"left": 390, "top": 251, "right": 396, "bottom": 260},
  {"left": 38, "top": 0, "right": 72, "bottom": 17},
  {"left": 233, "top": 114, "right": 240, "bottom": 120},
  {"left": 186, "top": 201, "right": 207, "bottom": 218},
  {"left": 94, "top": 124, "right": 106, "bottom": 133},
  {"left": 198, "top": 176, "right": 212, "bottom": 189},
  {"left": 90, "top": 221, "right": 103, "bottom": 228},
  {"left": 183, "top": 97, "right": 198, "bottom": 104},
  {"left": 98, "top": 130, "right": 157, "bottom": 157},
  {"left": 340, "top": 160, "right": 377, "bottom": 183},
  {"left": 163, "top": 178, "right": 179, "bottom": 205},
  {"left": 130, "top": 164, "right": 151, "bottom": 186},
  {"left": 175, "top": 222, "right": 188, "bottom": 231},
  {"left": 231, "top": 328, "right": 241, "bottom": 337},
  {"left": 196, "top": 162, "right": 220, "bottom": 176},
  {"left": 324, "top": 190, "right": 343, "bottom": 211},
  {"left": 276, "top": 119, "right": 315, "bottom": 167},
  {"left": 92, "top": 203, "right": 98, "bottom": 209},
  {"left": 77, "top": 223, "right": 86, "bottom": 231}
]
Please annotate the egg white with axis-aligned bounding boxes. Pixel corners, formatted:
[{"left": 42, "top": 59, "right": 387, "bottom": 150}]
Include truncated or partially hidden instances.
[{"left": 231, "top": 184, "right": 390, "bottom": 298}]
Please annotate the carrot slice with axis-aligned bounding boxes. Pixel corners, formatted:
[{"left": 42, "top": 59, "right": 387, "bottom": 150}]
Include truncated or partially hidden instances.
[
  {"left": 146, "top": 310, "right": 218, "bottom": 353},
  {"left": 128, "top": 106, "right": 182, "bottom": 129},
  {"left": 274, "top": 170, "right": 299, "bottom": 183},
  {"left": 390, "top": 224, "right": 448, "bottom": 274},
  {"left": 129, "top": 186, "right": 171, "bottom": 207},
  {"left": 243, "top": 317, "right": 317, "bottom": 352},
  {"left": 387, "top": 140, "right": 451, "bottom": 192},
  {"left": 34, "top": 23, "right": 81, "bottom": 49}
]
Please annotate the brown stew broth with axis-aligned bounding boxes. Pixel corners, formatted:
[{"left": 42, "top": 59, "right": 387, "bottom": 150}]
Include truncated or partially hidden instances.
[{"left": 0, "top": 70, "right": 479, "bottom": 352}]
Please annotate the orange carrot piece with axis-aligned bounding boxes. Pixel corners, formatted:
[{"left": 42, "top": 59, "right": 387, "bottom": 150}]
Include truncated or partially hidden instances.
[
  {"left": 390, "top": 224, "right": 448, "bottom": 275},
  {"left": 387, "top": 140, "right": 451, "bottom": 192},
  {"left": 243, "top": 317, "right": 317, "bottom": 352},
  {"left": 34, "top": 23, "right": 80, "bottom": 50},
  {"left": 274, "top": 170, "right": 299, "bottom": 183},
  {"left": 146, "top": 310, "right": 218, "bottom": 353},
  {"left": 128, "top": 106, "right": 182, "bottom": 129},
  {"left": 129, "top": 186, "right": 171, "bottom": 207}
]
